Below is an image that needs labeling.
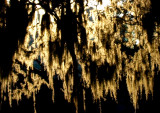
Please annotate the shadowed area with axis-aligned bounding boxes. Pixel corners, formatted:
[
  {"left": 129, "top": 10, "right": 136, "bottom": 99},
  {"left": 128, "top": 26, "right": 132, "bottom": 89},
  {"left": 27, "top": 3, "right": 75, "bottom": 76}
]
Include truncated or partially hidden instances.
[{"left": 0, "top": 0, "right": 28, "bottom": 78}]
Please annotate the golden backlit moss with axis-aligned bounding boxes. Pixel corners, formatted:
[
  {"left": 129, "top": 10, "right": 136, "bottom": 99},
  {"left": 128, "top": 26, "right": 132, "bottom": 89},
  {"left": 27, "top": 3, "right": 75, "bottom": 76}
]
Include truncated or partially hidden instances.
[{"left": 1, "top": 0, "right": 160, "bottom": 113}]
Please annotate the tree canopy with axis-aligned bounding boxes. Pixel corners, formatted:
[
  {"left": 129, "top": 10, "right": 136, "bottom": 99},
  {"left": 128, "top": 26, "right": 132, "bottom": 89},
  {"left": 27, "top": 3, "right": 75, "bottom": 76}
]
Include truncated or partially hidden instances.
[{"left": 0, "top": 0, "right": 160, "bottom": 113}]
